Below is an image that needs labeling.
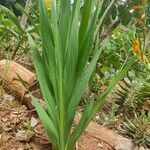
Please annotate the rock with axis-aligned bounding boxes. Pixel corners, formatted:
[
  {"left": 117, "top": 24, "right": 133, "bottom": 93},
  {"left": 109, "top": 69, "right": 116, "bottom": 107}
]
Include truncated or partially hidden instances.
[
  {"left": 30, "top": 117, "right": 38, "bottom": 127},
  {"left": 15, "top": 130, "right": 34, "bottom": 142}
]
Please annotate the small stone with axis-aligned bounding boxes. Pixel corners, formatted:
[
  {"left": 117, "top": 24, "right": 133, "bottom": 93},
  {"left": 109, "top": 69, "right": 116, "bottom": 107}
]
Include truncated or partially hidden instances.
[
  {"left": 20, "top": 105, "right": 27, "bottom": 112},
  {"left": 98, "top": 142, "right": 103, "bottom": 148},
  {"left": 15, "top": 130, "right": 34, "bottom": 142},
  {"left": 30, "top": 117, "right": 38, "bottom": 127},
  {"left": 17, "top": 148, "right": 24, "bottom": 150},
  {"left": 3, "top": 134, "right": 11, "bottom": 142},
  {"left": 2, "top": 118, "right": 8, "bottom": 123},
  {"left": 139, "top": 146, "right": 146, "bottom": 150},
  {"left": 95, "top": 115, "right": 100, "bottom": 120}
]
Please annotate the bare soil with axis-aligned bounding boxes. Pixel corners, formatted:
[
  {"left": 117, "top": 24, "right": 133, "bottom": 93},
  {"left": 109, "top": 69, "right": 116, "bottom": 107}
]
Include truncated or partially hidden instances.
[{"left": 0, "top": 92, "right": 113, "bottom": 150}]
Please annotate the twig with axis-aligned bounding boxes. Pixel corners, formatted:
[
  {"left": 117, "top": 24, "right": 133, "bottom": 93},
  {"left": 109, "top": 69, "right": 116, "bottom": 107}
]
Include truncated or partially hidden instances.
[{"left": 100, "top": 17, "right": 121, "bottom": 40}]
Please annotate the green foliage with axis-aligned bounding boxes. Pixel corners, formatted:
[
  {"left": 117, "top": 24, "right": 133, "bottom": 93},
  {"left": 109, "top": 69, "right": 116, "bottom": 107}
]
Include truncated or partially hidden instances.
[
  {"left": 0, "top": 4, "right": 40, "bottom": 59},
  {"left": 27, "top": 0, "right": 135, "bottom": 150},
  {"left": 101, "top": 0, "right": 150, "bottom": 28},
  {"left": 124, "top": 112, "right": 150, "bottom": 147},
  {"left": 92, "top": 26, "right": 135, "bottom": 90},
  {"left": 96, "top": 72, "right": 150, "bottom": 148},
  {"left": 95, "top": 101, "right": 120, "bottom": 128},
  {"left": 115, "top": 75, "right": 150, "bottom": 113},
  {"left": 93, "top": 8, "right": 150, "bottom": 146},
  {"left": 0, "top": 5, "right": 23, "bottom": 31},
  {"left": 0, "top": 0, "right": 25, "bottom": 16},
  {"left": 0, "top": 5, "right": 26, "bottom": 59}
]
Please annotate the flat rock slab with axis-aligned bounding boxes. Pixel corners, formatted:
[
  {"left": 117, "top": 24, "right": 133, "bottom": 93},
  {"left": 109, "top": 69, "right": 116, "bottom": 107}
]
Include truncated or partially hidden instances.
[{"left": 75, "top": 113, "right": 134, "bottom": 150}]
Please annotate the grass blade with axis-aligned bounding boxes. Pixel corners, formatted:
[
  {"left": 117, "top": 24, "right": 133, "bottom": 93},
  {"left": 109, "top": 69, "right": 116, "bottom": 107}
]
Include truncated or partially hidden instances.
[
  {"left": 0, "top": 5, "right": 23, "bottom": 32},
  {"left": 27, "top": 33, "right": 57, "bottom": 123},
  {"left": 83, "top": 58, "right": 136, "bottom": 131},
  {"left": 32, "top": 97, "right": 58, "bottom": 144},
  {"left": 66, "top": 43, "right": 103, "bottom": 135},
  {"left": 69, "top": 58, "right": 135, "bottom": 147}
]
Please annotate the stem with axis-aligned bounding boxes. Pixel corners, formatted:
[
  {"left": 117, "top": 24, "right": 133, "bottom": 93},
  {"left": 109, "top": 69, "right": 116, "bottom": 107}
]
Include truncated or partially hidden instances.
[
  {"left": 94, "top": 0, "right": 116, "bottom": 40},
  {"left": 20, "top": 0, "right": 31, "bottom": 27},
  {"left": 59, "top": 87, "right": 65, "bottom": 150}
]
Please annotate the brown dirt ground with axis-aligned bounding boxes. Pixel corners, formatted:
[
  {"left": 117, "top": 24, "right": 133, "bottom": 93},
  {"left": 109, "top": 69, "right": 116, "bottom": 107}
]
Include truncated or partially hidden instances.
[{"left": 0, "top": 92, "right": 113, "bottom": 150}]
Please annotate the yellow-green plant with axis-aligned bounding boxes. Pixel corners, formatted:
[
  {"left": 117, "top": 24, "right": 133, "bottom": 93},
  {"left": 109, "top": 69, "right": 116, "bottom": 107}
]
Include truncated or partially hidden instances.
[{"left": 28, "top": 0, "right": 135, "bottom": 150}]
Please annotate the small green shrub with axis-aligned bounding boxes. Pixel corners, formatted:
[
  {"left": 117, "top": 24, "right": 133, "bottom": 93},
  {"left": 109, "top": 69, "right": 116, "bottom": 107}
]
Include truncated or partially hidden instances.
[
  {"left": 124, "top": 112, "right": 150, "bottom": 148},
  {"left": 27, "top": 0, "right": 135, "bottom": 150}
]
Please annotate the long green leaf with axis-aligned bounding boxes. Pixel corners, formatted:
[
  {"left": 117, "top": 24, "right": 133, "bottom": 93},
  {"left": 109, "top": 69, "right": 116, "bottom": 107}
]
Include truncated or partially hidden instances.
[
  {"left": 17, "top": 4, "right": 39, "bottom": 33},
  {"left": 79, "top": 0, "right": 95, "bottom": 45},
  {"left": 75, "top": 58, "right": 136, "bottom": 137},
  {"left": 32, "top": 96, "right": 58, "bottom": 145},
  {"left": 0, "top": 5, "right": 23, "bottom": 32},
  {"left": 39, "top": 0, "right": 58, "bottom": 106},
  {"left": 63, "top": 0, "right": 80, "bottom": 105},
  {"left": 27, "top": 33, "right": 57, "bottom": 125},
  {"left": 77, "top": 0, "right": 104, "bottom": 76},
  {"left": 59, "top": 0, "right": 71, "bottom": 52},
  {"left": 66, "top": 43, "right": 103, "bottom": 135},
  {"left": 68, "top": 98, "right": 94, "bottom": 147}
]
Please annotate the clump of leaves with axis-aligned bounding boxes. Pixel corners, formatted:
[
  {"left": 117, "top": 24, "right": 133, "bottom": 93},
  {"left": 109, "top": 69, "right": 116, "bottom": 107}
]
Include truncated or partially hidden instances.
[
  {"left": 124, "top": 112, "right": 150, "bottom": 148},
  {"left": 115, "top": 73, "right": 150, "bottom": 115},
  {"left": 110, "top": 71, "right": 150, "bottom": 148},
  {"left": 27, "top": 0, "right": 135, "bottom": 150},
  {"left": 95, "top": 101, "right": 120, "bottom": 129}
]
